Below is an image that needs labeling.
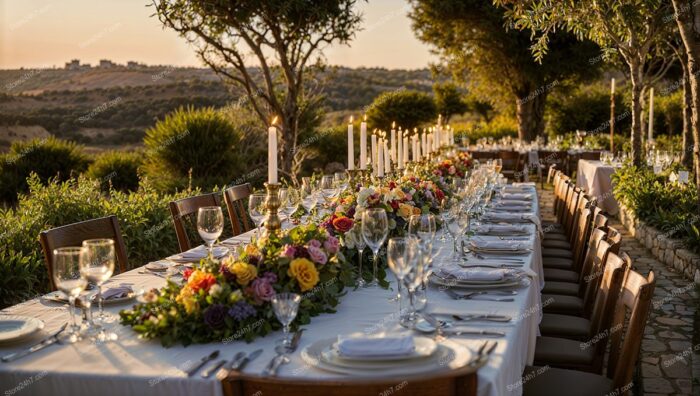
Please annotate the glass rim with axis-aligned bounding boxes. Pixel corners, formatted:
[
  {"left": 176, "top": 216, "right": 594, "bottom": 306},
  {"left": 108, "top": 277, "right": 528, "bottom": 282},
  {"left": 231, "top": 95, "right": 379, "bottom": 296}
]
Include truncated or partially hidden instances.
[
  {"left": 364, "top": 207, "right": 386, "bottom": 213},
  {"left": 53, "top": 246, "right": 83, "bottom": 255},
  {"left": 82, "top": 238, "right": 114, "bottom": 247},
  {"left": 198, "top": 206, "right": 221, "bottom": 211},
  {"left": 273, "top": 292, "right": 301, "bottom": 301}
]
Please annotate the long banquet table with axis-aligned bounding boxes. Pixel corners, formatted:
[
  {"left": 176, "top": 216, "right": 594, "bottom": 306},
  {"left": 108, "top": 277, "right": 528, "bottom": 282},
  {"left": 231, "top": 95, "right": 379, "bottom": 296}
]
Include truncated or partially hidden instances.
[
  {"left": 575, "top": 159, "right": 619, "bottom": 215},
  {"left": 0, "top": 185, "right": 544, "bottom": 396}
]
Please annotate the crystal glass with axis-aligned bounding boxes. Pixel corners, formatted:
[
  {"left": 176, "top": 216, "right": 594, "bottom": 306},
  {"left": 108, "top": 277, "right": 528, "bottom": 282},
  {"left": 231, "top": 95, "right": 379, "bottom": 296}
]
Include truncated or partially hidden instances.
[
  {"left": 387, "top": 237, "right": 420, "bottom": 325},
  {"left": 447, "top": 207, "right": 470, "bottom": 261},
  {"left": 271, "top": 292, "right": 301, "bottom": 348},
  {"left": 334, "top": 172, "right": 348, "bottom": 192},
  {"left": 197, "top": 206, "right": 224, "bottom": 256},
  {"left": 401, "top": 238, "right": 425, "bottom": 327},
  {"left": 408, "top": 214, "right": 437, "bottom": 298},
  {"left": 299, "top": 186, "right": 317, "bottom": 223},
  {"left": 80, "top": 239, "right": 118, "bottom": 340},
  {"left": 283, "top": 188, "right": 300, "bottom": 224},
  {"left": 493, "top": 158, "right": 503, "bottom": 174},
  {"left": 248, "top": 193, "right": 267, "bottom": 236},
  {"left": 53, "top": 247, "right": 88, "bottom": 343},
  {"left": 361, "top": 208, "right": 389, "bottom": 287},
  {"left": 355, "top": 226, "right": 368, "bottom": 287}
]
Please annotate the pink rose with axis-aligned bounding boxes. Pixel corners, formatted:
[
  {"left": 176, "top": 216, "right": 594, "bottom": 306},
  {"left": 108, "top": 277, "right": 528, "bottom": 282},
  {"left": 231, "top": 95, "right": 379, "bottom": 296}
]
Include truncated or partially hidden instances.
[
  {"left": 307, "top": 245, "right": 328, "bottom": 265},
  {"left": 308, "top": 239, "right": 322, "bottom": 248},
  {"left": 281, "top": 244, "right": 296, "bottom": 258},
  {"left": 250, "top": 277, "right": 276, "bottom": 304},
  {"left": 323, "top": 236, "right": 340, "bottom": 254}
]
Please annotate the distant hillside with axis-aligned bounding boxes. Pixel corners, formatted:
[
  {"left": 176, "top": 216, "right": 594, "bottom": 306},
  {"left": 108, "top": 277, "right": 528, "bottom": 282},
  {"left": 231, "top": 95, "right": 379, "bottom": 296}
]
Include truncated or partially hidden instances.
[{"left": 0, "top": 66, "right": 431, "bottom": 151}]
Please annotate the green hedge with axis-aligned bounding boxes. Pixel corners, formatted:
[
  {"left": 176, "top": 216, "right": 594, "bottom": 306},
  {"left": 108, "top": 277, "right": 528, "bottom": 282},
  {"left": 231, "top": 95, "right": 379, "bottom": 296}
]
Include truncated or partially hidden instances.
[
  {"left": 0, "top": 174, "right": 195, "bottom": 307},
  {"left": 86, "top": 150, "right": 143, "bottom": 192},
  {"left": 612, "top": 165, "right": 699, "bottom": 253}
]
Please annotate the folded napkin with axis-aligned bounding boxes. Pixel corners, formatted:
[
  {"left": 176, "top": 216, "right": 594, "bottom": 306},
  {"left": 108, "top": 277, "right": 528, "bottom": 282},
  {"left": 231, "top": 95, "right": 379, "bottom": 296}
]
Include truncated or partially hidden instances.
[
  {"left": 500, "top": 192, "right": 533, "bottom": 201},
  {"left": 337, "top": 334, "right": 415, "bottom": 358},
  {"left": 475, "top": 224, "right": 529, "bottom": 235},
  {"left": 512, "top": 182, "right": 536, "bottom": 188},
  {"left": 101, "top": 285, "right": 133, "bottom": 300},
  {"left": 470, "top": 236, "right": 530, "bottom": 250},
  {"left": 438, "top": 265, "right": 507, "bottom": 281}
]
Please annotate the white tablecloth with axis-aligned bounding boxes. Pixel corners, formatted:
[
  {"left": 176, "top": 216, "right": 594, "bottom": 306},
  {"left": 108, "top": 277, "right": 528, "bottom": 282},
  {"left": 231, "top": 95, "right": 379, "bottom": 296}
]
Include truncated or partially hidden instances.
[
  {"left": 0, "top": 188, "right": 544, "bottom": 396},
  {"left": 575, "top": 159, "right": 619, "bottom": 215}
]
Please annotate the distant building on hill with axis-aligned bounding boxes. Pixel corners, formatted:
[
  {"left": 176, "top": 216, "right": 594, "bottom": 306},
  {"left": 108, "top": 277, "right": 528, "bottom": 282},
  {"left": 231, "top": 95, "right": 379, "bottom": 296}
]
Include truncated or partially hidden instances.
[
  {"left": 99, "top": 59, "right": 116, "bottom": 68},
  {"left": 65, "top": 59, "right": 81, "bottom": 70},
  {"left": 127, "top": 61, "right": 140, "bottom": 69}
]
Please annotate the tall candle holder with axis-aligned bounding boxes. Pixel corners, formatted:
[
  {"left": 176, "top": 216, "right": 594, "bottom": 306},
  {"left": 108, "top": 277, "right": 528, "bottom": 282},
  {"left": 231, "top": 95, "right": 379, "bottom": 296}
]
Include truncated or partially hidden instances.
[
  {"left": 347, "top": 169, "right": 362, "bottom": 191},
  {"left": 263, "top": 183, "right": 282, "bottom": 236}
]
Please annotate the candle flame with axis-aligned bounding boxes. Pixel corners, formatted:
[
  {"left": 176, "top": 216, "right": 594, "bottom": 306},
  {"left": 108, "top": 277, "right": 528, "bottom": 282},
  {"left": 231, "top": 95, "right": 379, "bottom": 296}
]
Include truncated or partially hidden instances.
[
  {"left": 392, "top": 121, "right": 396, "bottom": 129},
  {"left": 363, "top": 114, "right": 367, "bottom": 122},
  {"left": 350, "top": 116, "right": 354, "bottom": 123},
  {"left": 271, "top": 116, "right": 278, "bottom": 126}
]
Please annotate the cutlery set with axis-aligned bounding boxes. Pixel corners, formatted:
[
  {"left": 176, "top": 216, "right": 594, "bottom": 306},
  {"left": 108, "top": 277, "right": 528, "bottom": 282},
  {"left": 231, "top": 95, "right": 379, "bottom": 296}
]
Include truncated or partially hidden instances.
[
  {"left": 263, "top": 329, "right": 304, "bottom": 376},
  {"left": 445, "top": 289, "right": 516, "bottom": 302},
  {"left": 1, "top": 323, "right": 67, "bottom": 362},
  {"left": 187, "top": 348, "right": 264, "bottom": 378}
]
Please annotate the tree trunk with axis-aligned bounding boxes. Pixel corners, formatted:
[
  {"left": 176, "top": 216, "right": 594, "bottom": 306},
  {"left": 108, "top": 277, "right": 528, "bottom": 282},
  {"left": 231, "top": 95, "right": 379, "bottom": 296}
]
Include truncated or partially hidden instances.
[
  {"left": 515, "top": 91, "right": 547, "bottom": 142},
  {"left": 629, "top": 60, "right": 644, "bottom": 165},
  {"left": 682, "top": 64, "right": 694, "bottom": 168}
]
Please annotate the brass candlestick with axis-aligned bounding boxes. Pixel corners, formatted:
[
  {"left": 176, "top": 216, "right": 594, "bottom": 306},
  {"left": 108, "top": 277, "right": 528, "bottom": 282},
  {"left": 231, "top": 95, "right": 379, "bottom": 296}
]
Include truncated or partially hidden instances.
[
  {"left": 263, "top": 183, "right": 282, "bottom": 236},
  {"left": 347, "top": 169, "right": 361, "bottom": 190}
]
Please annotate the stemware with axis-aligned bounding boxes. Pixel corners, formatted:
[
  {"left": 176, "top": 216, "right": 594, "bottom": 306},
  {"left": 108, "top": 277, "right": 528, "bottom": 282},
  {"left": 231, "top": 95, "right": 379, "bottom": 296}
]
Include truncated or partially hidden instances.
[
  {"left": 408, "top": 214, "right": 437, "bottom": 300},
  {"left": 282, "top": 187, "right": 300, "bottom": 224},
  {"left": 447, "top": 207, "right": 471, "bottom": 261},
  {"left": 248, "top": 193, "right": 267, "bottom": 236},
  {"left": 299, "top": 186, "right": 317, "bottom": 224},
  {"left": 271, "top": 293, "right": 301, "bottom": 348},
  {"left": 53, "top": 247, "right": 88, "bottom": 343},
  {"left": 80, "top": 239, "right": 118, "bottom": 340},
  {"left": 361, "top": 208, "right": 389, "bottom": 287},
  {"left": 355, "top": 227, "right": 368, "bottom": 287},
  {"left": 401, "top": 238, "right": 425, "bottom": 327},
  {"left": 493, "top": 158, "right": 503, "bottom": 174},
  {"left": 387, "top": 237, "right": 420, "bottom": 325},
  {"left": 197, "top": 206, "right": 224, "bottom": 257}
]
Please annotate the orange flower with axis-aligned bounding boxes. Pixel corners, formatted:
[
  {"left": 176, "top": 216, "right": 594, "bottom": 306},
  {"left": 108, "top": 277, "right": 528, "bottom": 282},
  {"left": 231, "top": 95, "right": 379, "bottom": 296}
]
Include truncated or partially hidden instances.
[{"left": 188, "top": 270, "right": 217, "bottom": 293}]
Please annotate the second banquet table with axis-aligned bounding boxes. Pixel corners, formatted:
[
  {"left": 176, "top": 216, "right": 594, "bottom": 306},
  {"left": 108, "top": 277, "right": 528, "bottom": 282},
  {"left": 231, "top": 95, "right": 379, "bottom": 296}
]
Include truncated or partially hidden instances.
[
  {"left": 0, "top": 185, "right": 544, "bottom": 396},
  {"left": 575, "top": 159, "right": 619, "bottom": 215}
]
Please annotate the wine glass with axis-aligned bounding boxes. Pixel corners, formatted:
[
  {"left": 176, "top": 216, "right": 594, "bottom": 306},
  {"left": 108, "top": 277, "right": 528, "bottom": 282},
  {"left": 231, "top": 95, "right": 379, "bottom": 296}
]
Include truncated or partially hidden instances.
[
  {"left": 493, "top": 158, "right": 503, "bottom": 174},
  {"left": 387, "top": 237, "right": 419, "bottom": 325},
  {"left": 283, "top": 188, "right": 300, "bottom": 224},
  {"left": 53, "top": 247, "right": 88, "bottom": 343},
  {"left": 355, "top": 229, "right": 368, "bottom": 287},
  {"left": 248, "top": 193, "right": 267, "bottom": 236},
  {"left": 361, "top": 208, "right": 389, "bottom": 287},
  {"left": 80, "top": 239, "right": 118, "bottom": 341},
  {"left": 271, "top": 293, "right": 301, "bottom": 348},
  {"left": 334, "top": 172, "right": 348, "bottom": 192},
  {"left": 408, "top": 214, "right": 437, "bottom": 297},
  {"left": 197, "top": 206, "right": 224, "bottom": 257},
  {"left": 447, "top": 207, "right": 471, "bottom": 262},
  {"left": 402, "top": 239, "right": 425, "bottom": 327},
  {"left": 320, "top": 175, "right": 336, "bottom": 202},
  {"left": 299, "top": 186, "right": 317, "bottom": 224}
]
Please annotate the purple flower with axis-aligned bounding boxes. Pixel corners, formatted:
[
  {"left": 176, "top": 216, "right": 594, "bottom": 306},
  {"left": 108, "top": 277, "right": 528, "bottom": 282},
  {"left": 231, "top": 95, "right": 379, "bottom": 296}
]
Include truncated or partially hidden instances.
[
  {"left": 323, "top": 236, "right": 340, "bottom": 254},
  {"left": 308, "top": 239, "right": 322, "bottom": 248},
  {"left": 281, "top": 244, "right": 296, "bottom": 259},
  {"left": 220, "top": 263, "right": 236, "bottom": 283},
  {"left": 251, "top": 277, "right": 276, "bottom": 303},
  {"left": 262, "top": 271, "right": 278, "bottom": 283},
  {"left": 347, "top": 206, "right": 356, "bottom": 218},
  {"left": 228, "top": 301, "right": 256, "bottom": 321},
  {"left": 295, "top": 246, "right": 310, "bottom": 259},
  {"left": 204, "top": 304, "right": 227, "bottom": 329},
  {"left": 307, "top": 245, "right": 328, "bottom": 265}
]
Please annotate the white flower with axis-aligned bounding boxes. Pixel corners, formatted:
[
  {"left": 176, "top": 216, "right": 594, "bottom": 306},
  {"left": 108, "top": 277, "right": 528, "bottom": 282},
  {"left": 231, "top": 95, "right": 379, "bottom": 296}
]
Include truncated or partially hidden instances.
[
  {"left": 209, "top": 284, "right": 223, "bottom": 297},
  {"left": 357, "top": 187, "right": 374, "bottom": 207}
]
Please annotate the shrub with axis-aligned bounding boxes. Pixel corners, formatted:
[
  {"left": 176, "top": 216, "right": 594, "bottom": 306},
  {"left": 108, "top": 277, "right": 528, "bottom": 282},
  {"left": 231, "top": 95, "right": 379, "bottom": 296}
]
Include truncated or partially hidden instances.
[
  {"left": 454, "top": 114, "right": 518, "bottom": 142},
  {"left": 433, "top": 83, "right": 468, "bottom": 121},
  {"left": 87, "top": 151, "right": 143, "bottom": 192},
  {"left": 142, "top": 106, "right": 242, "bottom": 192},
  {"left": 546, "top": 83, "right": 631, "bottom": 136},
  {"left": 366, "top": 90, "right": 437, "bottom": 130},
  {"left": 0, "top": 174, "right": 196, "bottom": 307},
  {"left": 0, "top": 137, "right": 89, "bottom": 204}
]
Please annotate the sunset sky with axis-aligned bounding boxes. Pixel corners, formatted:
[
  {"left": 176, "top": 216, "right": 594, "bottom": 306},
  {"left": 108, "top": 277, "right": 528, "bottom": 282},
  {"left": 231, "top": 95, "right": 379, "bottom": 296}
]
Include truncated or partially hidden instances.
[{"left": 0, "top": 0, "right": 434, "bottom": 70}]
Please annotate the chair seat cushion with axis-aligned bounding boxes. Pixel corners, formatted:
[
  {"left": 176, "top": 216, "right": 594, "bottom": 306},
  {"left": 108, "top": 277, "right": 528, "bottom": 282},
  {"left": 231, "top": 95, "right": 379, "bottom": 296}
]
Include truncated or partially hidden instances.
[
  {"left": 543, "top": 248, "right": 574, "bottom": 259},
  {"left": 534, "top": 336, "right": 595, "bottom": 367},
  {"left": 542, "top": 239, "right": 571, "bottom": 249},
  {"left": 543, "top": 268, "right": 579, "bottom": 283},
  {"left": 540, "top": 313, "right": 590, "bottom": 339},
  {"left": 542, "top": 281, "right": 579, "bottom": 296},
  {"left": 522, "top": 366, "right": 612, "bottom": 396},
  {"left": 543, "top": 257, "right": 574, "bottom": 270},
  {"left": 542, "top": 294, "right": 584, "bottom": 315}
]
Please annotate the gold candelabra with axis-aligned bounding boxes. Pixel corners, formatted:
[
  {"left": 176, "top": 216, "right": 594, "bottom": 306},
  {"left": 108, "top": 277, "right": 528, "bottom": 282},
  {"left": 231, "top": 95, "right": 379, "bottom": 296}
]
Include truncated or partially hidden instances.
[
  {"left": 263, "top": 183, "right": 282, "bottom": 236},
  {"left": 347, "top": 169, "right": 362, "bottom": 190}
]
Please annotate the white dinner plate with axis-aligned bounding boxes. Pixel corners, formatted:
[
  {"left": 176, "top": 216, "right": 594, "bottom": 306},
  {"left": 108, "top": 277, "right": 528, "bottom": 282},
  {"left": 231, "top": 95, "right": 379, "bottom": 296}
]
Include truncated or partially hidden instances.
[
  {"left": 331, "top": 336, "right": 437, "bottom": 362},
  {"left": 43, "top": 290, "right": 138, "bottom": 305},
  {"left": 302, "top": 338, "right": 471, "bottom": 377},
  {"left": 0, "top": 315, "right": 44, "bottom": 344},
  {"left": 145, "top": 260, "right": 171, "bottom": 272}
]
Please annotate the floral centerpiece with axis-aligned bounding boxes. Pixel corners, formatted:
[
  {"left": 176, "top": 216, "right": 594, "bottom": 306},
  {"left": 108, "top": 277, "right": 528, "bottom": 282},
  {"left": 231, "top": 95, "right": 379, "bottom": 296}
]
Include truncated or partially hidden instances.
[{"left": 120, "top": 224, "right": 353, "bottom": 346}]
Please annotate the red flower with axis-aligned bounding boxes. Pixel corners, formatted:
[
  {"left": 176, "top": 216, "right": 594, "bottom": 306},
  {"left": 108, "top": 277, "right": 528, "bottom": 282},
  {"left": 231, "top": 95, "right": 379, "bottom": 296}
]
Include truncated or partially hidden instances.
[
  {"left": 332, "top": 216, "right": 354, "bottom": 233},
  {"left": 182, "top": 268, "right": 194, "bottom": 281},
  {"left": 388, "top": 181, "right": 397, "bottom": 189},
  {"left": 189, "top": 272, "right": 217, "bottom": 293},
  {"left": 389, "top": 200, "right": 400, "bottom": 211}
]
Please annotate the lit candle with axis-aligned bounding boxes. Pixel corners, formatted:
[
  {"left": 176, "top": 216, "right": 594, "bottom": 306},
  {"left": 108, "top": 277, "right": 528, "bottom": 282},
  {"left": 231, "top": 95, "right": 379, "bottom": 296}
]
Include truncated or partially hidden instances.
[
  {"left": 268, "top": 116, "right": 278, "bottom": 184},
  {"left": 390, "top": 122, "right": 396, "bottom": 163},
  {"left": 427, "top": 134, "right": 433, "bottom": 157},
  {"left": 371, "top": 132, "right": 377, "bottom": 173},
  {"left": 383, "top": 138, "right": 391, "bottom": 172},
  {"left": 648, "top": 87, "right": 654, "bottom": 142},
  {"left": 360, "top": 115, "right": 367, "bottom": 169},
  {"left": 397, "top": 127, "right": 403, "bottom": 169},
  {"left": 420, "top": 129, "right": 426, "bottom": 155},
  {"left": 412, "top": 136, "right": 418, "bottom": 162},
  {"left": 611, "top": 78, "right": 615, "bottom": 95},
  {"left": 435, "top": 124, "right": 441, "bottom": 147},
  {"left": 347, "top": 116, "right": 354, "bottom": 170},
  {"left": 377, "top": 138, "right": 385, "bottom": 177}
]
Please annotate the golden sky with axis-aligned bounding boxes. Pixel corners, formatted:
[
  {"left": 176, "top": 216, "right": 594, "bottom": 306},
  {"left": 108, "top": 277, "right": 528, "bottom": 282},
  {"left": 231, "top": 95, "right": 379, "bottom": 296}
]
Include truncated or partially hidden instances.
[{"left": 0, "top": 0, "right": 434, "bottom": 69}]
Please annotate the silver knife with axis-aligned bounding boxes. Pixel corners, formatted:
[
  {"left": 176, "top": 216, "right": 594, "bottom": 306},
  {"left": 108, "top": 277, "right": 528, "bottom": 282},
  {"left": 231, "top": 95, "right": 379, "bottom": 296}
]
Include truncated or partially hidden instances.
[
  {"left": 235, "top": 349, "right": 263, "bottom": 371},
  {"left": 224, "top": 352, "right": 246, "bottom": 371},
  {"left": 1, "top": 323, "right": 67, "bottom": 363},
  {"left": 185, "top": 350, "right": 219, "bottom": 377},
  {"left": 453, "top": 314, "right": 512, "bottom": 322},
  {"left": 264, "top": 330, "right": 304, "bottom": 376},
  {"left": 444, "top": 329, "right": 505, "bottom": 337},
  {"left": 201, "top": 359, "right": 227, "bottom": 378}
]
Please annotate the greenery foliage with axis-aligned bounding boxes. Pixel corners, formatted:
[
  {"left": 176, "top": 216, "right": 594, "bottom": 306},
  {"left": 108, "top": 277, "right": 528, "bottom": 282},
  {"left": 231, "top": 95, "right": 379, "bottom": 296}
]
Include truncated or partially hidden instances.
[
  {"left": 86, "top": 151, "right": 143, "bottom": 192},
  {"left": 0, "top": 137, "right": 90, "bottom": 204},
  {"left": 433, "top": 82, "right": 468, "bottom": 121},
  {"left": 366, "top": 90, "right": 437, "bottom": 130},
  {"left": 612, "top": 165, "right": 700, "bottom": 253}
]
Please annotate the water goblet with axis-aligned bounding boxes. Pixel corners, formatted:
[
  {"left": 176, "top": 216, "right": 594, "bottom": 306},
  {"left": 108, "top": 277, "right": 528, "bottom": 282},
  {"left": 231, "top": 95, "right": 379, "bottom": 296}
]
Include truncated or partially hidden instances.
[
  {"left": 197, "top": 206, "right": 224, "bottom": 257},
  {"left": 80, "top": 239, "right": 118, "bottom": 340},
  {"left": 271, "top": 293, "right": 301, "bottom": 348},
  {"left": 248, "top": 193, "right": 267, "bottom": 237},
  {"left": 53, "top": 247, "right": 89, "bottom": 343},
  {"left": 361, "top": 208, "right": 389, "bottom": 287}
]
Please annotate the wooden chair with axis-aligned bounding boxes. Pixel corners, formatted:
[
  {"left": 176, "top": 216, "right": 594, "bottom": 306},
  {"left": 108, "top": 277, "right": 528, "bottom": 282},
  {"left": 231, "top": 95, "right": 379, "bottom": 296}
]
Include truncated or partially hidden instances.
[
  {"left": 223, "top": 183, "right": 255, "bottom": 237},
  {"left": 222, "top": 367, "right": 478, "bottom": 396},
  {"left": 498, "top": 150, "right": 523, "bottom": 181},
  {"left": 169, "top": 192, "right": 222, "bottom": 252},
  {"left": 468, "top": 150, "right": 497, "bottom": 161},
  {"left": 538, "top": 150, "right": 567, "bottom": 187},
  {"left": 579, "top": 151, "right": 602, "bottom": 161},
  {"left": 523, "top": 264, "right": 655, "bottom": 396},
  {"left": 39, "top": 215, "right": 128, "bottom": 291}
]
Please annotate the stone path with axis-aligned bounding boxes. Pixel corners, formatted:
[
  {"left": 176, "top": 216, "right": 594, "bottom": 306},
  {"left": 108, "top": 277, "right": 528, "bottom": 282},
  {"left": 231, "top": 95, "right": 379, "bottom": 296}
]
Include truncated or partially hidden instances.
[{"left": 537, "top": 186, "right": 699, "bottom": 395}]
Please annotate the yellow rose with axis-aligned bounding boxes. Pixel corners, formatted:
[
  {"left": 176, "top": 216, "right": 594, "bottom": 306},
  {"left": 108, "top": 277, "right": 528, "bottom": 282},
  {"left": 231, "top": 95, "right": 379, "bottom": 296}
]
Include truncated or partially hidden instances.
[
  {"left": 245, "top": 244, "right": 260, "bottom": 256},
  {"left": 397, "top": 203, "right": 415, "bottom": 219},
  {"left": 176, "top": 286, "right": 198, "bottom": 315},
  {"left": 412, "top": 206, "right": 422, "bottom": 215},
  {"left": 287, "top": 258, "right": 320, "bottom": 292},
  {"left": 231, "top": 261, "right": 258, "bottom": 286}
]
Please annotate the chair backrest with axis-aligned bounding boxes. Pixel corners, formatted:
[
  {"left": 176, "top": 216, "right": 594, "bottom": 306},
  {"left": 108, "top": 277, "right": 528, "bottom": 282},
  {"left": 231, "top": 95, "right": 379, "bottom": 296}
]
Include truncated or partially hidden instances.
[
  {"left": 223, "top": 183, "right": 254, "bottom": 237},
  {"left": 469, "top": 151, "right": 497, "bottom": 160},
  {"left": 562, "top": 186, "right": 582, "bottom": 237},
  {"left": 498, "top": 150, "right": 521, "bottom": 171},
  {"left": 556, "top": 180, "right": 572, "bottom": 225},
  {"left": 592, "top": 210, "right": 608, "bottom": 229},
  {"left": 576, "top": 227, "right": 608, "bottom": 297},
  {"left": 607, "top": 262, "right": 656, "bottom": 390},
  {"left": 39, "top": 215, "right": 128, "bottom": 290},
  {"left": 587, "top": 251, "right": 628, "bottom": 373},
  {"left": 222, "top": 368, "right": 478, "bottom": 396},
  {"left": 606, "top": 227, "right": 622, "bottom": 254},
  {"left": 580, "top": 151, "right": 602, "bottom": 161},
  {"left": 538, "top": 150, "right": 567, "bottom": 167},
  {"left": 571, "top": 204, "right": 593, "bottom": 271},
  {"left": 169, "top": 192, "right": 222, "bottom": 252}
]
